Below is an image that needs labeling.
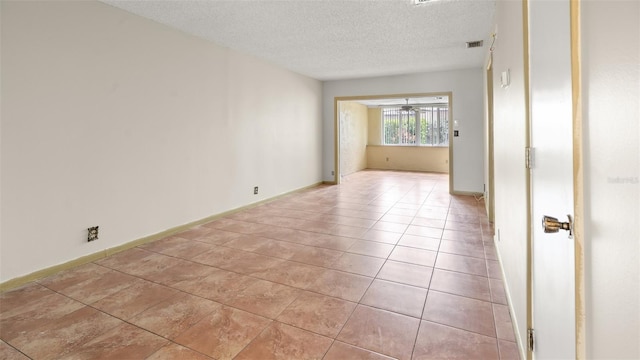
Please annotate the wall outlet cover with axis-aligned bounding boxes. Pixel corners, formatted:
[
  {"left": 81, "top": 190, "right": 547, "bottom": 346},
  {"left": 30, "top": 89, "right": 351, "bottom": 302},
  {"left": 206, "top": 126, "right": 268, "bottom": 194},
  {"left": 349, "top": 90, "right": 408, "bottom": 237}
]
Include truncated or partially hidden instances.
[{"left": 87, "top": 226, "right": 99, "bottom": 242}]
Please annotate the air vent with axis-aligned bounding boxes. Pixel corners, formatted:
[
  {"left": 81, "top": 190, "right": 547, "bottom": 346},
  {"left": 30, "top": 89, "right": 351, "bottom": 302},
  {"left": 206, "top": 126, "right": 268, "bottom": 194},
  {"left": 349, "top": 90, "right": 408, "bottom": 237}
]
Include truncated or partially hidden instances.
[{"left": 466, "top": 40, "right": 484, "bottom": 48}]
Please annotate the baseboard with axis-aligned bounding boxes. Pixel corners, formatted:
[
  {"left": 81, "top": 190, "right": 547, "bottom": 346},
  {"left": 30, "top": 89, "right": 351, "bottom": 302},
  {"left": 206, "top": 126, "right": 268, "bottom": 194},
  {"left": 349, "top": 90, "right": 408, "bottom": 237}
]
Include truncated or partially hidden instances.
[
  {"left": 0, "top": 181, "right": 323, "bottom": 293},
  {"left": 450, "top": 190, "right": 484, "bottom": 197},
  {"left": 0, "top": 251, "right": 108, "bottom": 293},
  {"left": 494, "top": 242, "right": 527, "bottom": 360},
  {"left": 363, "top": 167, "right": 449, "bottom": 174}
]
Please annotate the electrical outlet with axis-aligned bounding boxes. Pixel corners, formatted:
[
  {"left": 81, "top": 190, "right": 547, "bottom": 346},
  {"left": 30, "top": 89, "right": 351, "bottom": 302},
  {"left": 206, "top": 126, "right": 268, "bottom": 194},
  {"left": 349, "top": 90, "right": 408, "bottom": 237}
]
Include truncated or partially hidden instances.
[
  {"left": 386, "top": 157, "right": 389, "bottom": 162},
  {"left": 331, "top": 171, "right": 334, "bottom": 176},
  {"left": 254, "top": 186, "right": 259, "bottom": 195},
  {"left": 87, "top": 226, "right": 99, "bottom": 242}
]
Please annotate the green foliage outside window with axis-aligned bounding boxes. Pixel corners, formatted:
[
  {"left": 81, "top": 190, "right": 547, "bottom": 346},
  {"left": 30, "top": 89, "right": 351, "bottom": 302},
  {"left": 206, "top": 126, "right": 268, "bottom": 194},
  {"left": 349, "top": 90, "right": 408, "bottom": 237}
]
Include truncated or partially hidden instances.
[{"left": 383, "top": 106, "right": 449, "bottom": 146}]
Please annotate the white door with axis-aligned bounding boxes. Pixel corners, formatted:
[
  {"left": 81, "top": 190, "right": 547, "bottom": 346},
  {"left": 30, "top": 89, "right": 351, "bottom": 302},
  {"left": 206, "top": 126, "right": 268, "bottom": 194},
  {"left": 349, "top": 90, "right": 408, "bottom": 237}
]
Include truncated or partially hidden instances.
[{"left": 529, "top": 0, "right": 576, "bottom": 358}]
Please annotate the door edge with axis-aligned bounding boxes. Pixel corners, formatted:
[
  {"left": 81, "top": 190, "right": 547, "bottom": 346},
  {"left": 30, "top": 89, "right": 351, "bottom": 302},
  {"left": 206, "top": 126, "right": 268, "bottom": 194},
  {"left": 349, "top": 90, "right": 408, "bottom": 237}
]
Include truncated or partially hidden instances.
[{"left": 570, "top": 0, "right": 586, "bottom": 357}]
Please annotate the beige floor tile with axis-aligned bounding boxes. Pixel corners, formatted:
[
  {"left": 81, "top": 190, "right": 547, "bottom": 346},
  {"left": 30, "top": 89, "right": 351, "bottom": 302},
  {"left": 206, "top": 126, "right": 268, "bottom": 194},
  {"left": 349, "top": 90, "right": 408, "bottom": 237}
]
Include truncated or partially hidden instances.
[
  {"left": 7, "top": 306, "right": 123, "bottom": 360},
  {"left": 234, "top": 322, "right": 332, "bottom": 360},
  {"left": 146, "top": 343, "right": 213, "bottom": 360},
  {"left": 323, "top": 341, "right": 395, "bottom": 360},
  {"left": 0, "top": 292, "right": 86, "bottom": 343},
  {"left": 376, "top": 260, "right": 433, "bottom": 288},
  {"left": 360, "top": 229, "right": 402, "bottom": 244},
  {"left": 422, "top": 291, "right": 496, "bottom": 337},
  {"left": 397, "top": 234, "right": 441, "bottom": 251},
  {"left": 413, "top": 321, "right": 499, "bottom": 360},
  {"left": 91, "top": 280, "right": 179, "bottom": 320},
  {"left": 174, "top": 306, "right": 271, "bottom": 359},
  {"left": 0, "top": 340, "right": 30, "bottom": 360},
  {"left": 329, "top": 252, "right": 385, "bottom": 277},
  {"left": 62, "top": 322, "right": 167, "bottom": 360},
  {"left": 493, "top": 303, "right": 517, "bottom": 341},
  {"left": 225, "top": 279, "right": 301, "bottom": 318},
  {"left": 430, "top": 269, "right": 492, "bottom": 302},
  {"left": 276, "top": 291, "right": 356, "bottom": 337},
  {"left": 128, "top": 293, "right": 221, "bottom": 340},
  {"left": 347, "top": 240, "right": 395, "bottom": 258},
  {"left": 253, "top": 260, "right": 326, "bottom": 289},
  {"left": 306, "top": 270, "right": 373, "bottom": 302},
  {"left": 388, "top": 246, "right": 437, "bottom": 267},
  {"left": 499, "top": 340, "right": 521, "bottom": 360},
  {"left": 435, "top": 252, "right": 489, "bottom": 277},
  {"left": 360, "top": 279, "right": 428, "bottom": 318},
  {"left": 337, "top": 305, "right": 420, "bottom": 360}
]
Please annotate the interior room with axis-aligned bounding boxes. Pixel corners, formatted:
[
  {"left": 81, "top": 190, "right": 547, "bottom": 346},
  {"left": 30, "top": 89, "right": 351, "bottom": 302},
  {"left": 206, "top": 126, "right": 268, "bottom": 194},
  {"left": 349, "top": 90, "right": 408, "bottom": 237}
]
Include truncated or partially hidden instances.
[
  {"left": 1, "top": 1, "right": 638, "bottom": 360},
  {"left": 337, "top": 95, "right": 451, "bottom": 179}
]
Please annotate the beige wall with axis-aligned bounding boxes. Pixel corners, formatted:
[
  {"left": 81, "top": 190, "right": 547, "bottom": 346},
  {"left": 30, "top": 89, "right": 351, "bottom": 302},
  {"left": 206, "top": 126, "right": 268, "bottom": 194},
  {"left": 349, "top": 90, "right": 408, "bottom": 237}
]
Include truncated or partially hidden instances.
[
  {"left": 366, "top": 146, "right": 449, "bottom": 173},
  {"left": 365, "top": 107, "right": 449, "bottom": 174},
  {"left": 339, "top": 101, "right": 368, "bottom": 176},
  {"left": 0, "top": 1, "right": 323, "bottom": 282},
  {"left": 367, "top": 108, "right": 382, "bottom": 145}
]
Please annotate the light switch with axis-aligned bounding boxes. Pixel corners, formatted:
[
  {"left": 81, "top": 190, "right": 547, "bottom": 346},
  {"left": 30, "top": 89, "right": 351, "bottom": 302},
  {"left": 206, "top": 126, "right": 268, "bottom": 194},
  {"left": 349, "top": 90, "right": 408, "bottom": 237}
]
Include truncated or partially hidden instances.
[{"left": 501, "top": 69, "right": 510, "bottom": 88}]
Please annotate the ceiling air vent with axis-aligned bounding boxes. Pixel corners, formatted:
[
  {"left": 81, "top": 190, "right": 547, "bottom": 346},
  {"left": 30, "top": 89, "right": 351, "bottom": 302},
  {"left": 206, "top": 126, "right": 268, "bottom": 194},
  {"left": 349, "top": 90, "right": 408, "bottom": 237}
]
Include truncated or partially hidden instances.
[{"left": 466, "top": 40, "right": 484, "bottom": 48}]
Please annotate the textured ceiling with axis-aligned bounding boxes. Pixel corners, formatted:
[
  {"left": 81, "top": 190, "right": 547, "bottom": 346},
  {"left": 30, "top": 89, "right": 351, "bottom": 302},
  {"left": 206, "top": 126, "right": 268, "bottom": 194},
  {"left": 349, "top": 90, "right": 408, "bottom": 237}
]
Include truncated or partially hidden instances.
[{"left": 102, "top": 0, "right": 495, "bottom": 81}]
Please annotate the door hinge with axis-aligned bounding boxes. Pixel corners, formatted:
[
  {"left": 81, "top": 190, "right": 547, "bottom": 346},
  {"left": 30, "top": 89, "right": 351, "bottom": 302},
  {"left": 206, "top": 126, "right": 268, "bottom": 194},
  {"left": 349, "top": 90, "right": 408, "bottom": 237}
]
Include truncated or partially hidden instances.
[
  {"left": 527, "top": 328, "right": 535, "bottom": 352},
  {"left": 525, "top": 147, "right": 535, "bottom": 169}
]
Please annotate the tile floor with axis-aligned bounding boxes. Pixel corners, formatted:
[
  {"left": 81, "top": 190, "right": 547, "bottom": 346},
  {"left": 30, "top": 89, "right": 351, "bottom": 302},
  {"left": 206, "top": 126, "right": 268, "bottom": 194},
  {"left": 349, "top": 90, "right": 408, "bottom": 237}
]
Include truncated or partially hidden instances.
[{"left": 0, "top": 170, "right": 520, "bottom": 360}]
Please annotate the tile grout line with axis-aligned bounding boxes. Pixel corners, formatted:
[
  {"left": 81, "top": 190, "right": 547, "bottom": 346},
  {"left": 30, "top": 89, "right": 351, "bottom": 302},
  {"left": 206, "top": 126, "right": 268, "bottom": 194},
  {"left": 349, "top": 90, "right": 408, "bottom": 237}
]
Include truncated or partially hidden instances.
[{"left": 410, "top": 180, "right": 446, "bottom": 360}]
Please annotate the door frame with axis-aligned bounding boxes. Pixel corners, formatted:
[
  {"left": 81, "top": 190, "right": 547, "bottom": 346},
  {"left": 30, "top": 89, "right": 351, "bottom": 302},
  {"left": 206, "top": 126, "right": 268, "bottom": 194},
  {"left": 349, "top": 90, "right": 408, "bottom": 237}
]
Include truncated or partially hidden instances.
[
  {"left": 333, "top": 92, "right": 454, "bottom": 193},
  {"left": 523, "top": 0, "right": 585, "bottom": 358},
  {"left": 523, "top": 2, "right": 533, "bottom": 359},
  {"left": 486, "top": 56, "right": 496, "bottom": 222},
  {"left": 569, "top": 0, "right": 585, "bottom": 356}
]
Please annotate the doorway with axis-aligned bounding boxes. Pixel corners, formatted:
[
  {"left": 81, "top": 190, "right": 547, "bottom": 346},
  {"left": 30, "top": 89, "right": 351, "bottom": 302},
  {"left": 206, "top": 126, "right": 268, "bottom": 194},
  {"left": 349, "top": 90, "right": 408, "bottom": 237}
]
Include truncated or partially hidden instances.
[{"left": 334, "top": 93, "right": 453, "bottom": 193}]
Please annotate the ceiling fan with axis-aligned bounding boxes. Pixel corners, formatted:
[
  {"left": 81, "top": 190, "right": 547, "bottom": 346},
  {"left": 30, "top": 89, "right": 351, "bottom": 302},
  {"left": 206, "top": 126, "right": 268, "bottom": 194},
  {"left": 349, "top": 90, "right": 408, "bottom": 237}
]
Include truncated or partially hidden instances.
[{"left": 381, "top": 98, "right": 429, "bottom": 112}]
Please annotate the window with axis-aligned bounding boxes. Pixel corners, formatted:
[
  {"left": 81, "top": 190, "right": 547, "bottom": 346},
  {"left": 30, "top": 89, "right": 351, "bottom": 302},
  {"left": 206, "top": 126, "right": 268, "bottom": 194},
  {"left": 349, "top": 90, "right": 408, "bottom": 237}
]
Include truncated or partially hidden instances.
[{"left": 382, "top": 105, "right": 449, "bottom": 146}]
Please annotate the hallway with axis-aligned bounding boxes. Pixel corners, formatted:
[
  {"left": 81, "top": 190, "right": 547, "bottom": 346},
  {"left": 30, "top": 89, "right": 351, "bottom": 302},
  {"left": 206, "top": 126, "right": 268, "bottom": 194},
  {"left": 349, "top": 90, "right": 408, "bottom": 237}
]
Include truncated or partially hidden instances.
[{"left": 1, "top": 170, "right": 519, "bottom": 359}]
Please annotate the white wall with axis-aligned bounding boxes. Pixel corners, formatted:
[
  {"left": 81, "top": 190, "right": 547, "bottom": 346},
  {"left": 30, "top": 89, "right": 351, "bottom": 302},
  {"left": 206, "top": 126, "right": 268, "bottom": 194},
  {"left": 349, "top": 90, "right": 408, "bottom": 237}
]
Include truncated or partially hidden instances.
[
  {"left": 0, "top": 1, "right": 323, "bottom": 282},
  {"left": 323, "top": 69, "right": 484, "bottom": 193},
  {"left": 491, "top": 1, "right": 640, "bottom": 358},
  {"left": 490, "top": 0, "right": 528, "bottom": 355},
  {"left": 582, "top": 1, "right": 639, "bottom": 358},
  {"left": 339, "top": 101, "right": 368, "bottom": 176}
]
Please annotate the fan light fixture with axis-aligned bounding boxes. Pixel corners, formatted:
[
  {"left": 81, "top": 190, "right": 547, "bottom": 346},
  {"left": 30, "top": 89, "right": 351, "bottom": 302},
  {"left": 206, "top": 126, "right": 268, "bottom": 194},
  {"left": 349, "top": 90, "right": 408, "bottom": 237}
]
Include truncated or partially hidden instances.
[{"left": 399, "top": 98, "right": 418, "bottom": 112}]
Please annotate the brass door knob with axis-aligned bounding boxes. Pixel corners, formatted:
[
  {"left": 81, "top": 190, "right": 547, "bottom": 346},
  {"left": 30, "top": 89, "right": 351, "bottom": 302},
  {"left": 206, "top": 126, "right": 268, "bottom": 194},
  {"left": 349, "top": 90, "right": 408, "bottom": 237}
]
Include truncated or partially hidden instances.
[{"left": 542, "top": 214, "right": 573, "bottom": 239}]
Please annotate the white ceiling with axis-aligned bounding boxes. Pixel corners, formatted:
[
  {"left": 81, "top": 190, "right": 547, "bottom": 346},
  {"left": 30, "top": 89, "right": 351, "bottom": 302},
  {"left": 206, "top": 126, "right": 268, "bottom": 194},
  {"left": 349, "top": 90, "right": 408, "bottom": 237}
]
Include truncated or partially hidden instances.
[{"left": 101, "top": 0, "right": 496, "bottom": 81}]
